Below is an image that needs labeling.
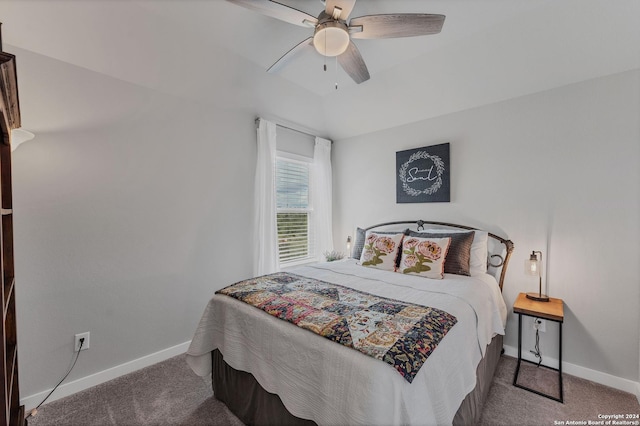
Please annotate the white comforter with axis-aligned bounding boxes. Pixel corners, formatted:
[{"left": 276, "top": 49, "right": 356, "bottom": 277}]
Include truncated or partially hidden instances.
[{"left": 186, "top": 260, "right": 507, "bottom": 426}]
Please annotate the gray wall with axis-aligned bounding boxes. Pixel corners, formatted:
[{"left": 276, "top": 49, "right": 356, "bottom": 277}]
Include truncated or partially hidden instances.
[
  {"left": 11, "top": 40, "right": 640, "bottom": 401},
  {"left": 12, "top": 47, "right": 325, "bottom": 399},
  {"left": 332, "top": 70, "right": 640, "bottom": 383}
]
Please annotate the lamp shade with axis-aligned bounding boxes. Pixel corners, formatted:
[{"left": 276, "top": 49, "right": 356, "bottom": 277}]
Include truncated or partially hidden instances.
[
  {"left": 11, "top": 128, "right": 35, "bottom": 151},
  {"left": 525, "top": 252, "right": 542, "bottom": 277}
]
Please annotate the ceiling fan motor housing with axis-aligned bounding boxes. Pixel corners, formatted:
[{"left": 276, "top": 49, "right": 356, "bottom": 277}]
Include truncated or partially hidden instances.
[{"left": 313, "top": 19, "right": 350, "bottom": 57}]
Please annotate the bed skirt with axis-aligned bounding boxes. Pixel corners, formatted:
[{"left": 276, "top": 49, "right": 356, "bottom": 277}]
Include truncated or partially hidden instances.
[{"left": 210, "top": 334, "right": 503, "bottom": 425}]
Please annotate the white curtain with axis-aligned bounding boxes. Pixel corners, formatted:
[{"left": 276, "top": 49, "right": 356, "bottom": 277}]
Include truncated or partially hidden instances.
[
  {"left": 311, "top": 137, "right": 334, "bottom": 260},
  {"left": 253, "top": 118, "right": 279, "bottom": 275}
]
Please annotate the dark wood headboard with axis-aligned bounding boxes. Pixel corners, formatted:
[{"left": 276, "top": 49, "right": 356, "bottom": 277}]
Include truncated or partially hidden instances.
[{"left": 361, "top": 220, "right": 514, "bottom": 292}]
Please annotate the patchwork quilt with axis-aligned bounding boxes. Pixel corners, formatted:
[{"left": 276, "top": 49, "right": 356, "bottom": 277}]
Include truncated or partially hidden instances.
[{"left": 217, "top": 272, "right": 457, "bottom": 383}]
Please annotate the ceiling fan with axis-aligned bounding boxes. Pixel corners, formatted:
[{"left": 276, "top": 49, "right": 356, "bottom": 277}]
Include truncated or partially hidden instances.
[{"left": 227, "top": 0, "right": 445, "bottom": 84}]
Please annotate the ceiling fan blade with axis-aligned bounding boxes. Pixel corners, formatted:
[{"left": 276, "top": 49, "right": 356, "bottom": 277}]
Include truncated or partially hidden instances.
[
  {"left": 267, "top": 37, "right": 314, "bottom": 74},
  {"left": 338, "top": 41, "right": 370, "bottom": 84},
  {"left": 227, "top": 0, "right": 318, "bottom": 27},
  {"left": 325, "top": 0, "right": 357, "bottom": 21},
  {"left": 349, "top": 14, "right": 445, "bottom": 39}
]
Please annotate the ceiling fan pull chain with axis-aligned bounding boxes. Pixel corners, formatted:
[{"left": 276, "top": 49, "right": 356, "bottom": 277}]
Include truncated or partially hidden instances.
[
  {"left": 335, "top": 56, "right": 338, "bottom": 90},
  {"left": 323, "top": 29, "right": 327, "bottom": 72}
]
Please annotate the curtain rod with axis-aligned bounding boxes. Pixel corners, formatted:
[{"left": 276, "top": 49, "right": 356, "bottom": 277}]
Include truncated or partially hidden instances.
[{"left": 255, "top": 118, "right": 330, "bottom": 141}]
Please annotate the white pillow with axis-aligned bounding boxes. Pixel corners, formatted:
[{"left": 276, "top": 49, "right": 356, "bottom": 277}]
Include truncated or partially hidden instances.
[
  {"left": 359, "top": 232, "right": 404, "bottom": 272},
  {"left": 467, "top": 230, "right": 488, "bottom": 275},
  {"left": 397, "top": 236, "right": 451, "bottom": 279},
  {"left": 418, "top": 228, "right": 488, "bottom": 276}
]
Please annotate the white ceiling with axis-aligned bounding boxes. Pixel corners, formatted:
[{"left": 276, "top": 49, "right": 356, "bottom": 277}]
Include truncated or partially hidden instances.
[
  {"left": 1, "top": 0, "right": 639, "bottom": 140},
  {"left": 138, "top": 0, "right": 554, "bottom": 96}
]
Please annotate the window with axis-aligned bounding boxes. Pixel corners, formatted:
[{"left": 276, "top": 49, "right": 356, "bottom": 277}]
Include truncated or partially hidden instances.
[{"left": 276, "top": 155, "right": 313, "bottom": 265}]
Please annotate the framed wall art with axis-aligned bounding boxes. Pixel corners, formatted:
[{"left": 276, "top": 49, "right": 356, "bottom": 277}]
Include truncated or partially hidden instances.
[{"left": 396, "top": 142, "right": 450, "bottom": 203}]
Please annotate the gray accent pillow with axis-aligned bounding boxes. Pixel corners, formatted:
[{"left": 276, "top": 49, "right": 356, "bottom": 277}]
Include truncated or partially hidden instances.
[
  {"left": 407, "top": 230, "right": 474, "bottom": 276},
  {"left": 351, "top": 228, "right": 409, "bottom": 261},
  {"left": 350, "top": 227, "right": 367, "bottom": 259}
]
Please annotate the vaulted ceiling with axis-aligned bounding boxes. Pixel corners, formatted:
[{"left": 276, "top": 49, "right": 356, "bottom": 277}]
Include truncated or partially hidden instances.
[{"left": 1, "top": 0, "right": 639, "bottom": 140}]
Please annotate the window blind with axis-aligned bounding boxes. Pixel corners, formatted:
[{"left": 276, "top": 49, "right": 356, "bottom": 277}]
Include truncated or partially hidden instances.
[{"left": 276, "top": 157, "right": 313, "bottom": 265}]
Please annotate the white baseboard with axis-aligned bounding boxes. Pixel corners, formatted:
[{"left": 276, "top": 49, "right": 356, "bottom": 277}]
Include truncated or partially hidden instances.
[
  {"left": 21, "top": 341, "right": 640, "bottom": 411},
  {"left": 503, "top": 344, "right": 640, "bottom": 401},
  {"left": 21, "top": 340, "right": 191, "bottom": 411}
]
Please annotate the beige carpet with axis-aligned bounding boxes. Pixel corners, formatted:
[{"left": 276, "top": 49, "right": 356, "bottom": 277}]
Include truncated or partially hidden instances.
[
  {"left": 480, "top": 356, "right": 640, "bottom": 425},
  {"left": 27, "top": 354, "right": 243, "bottom": 426},
  {"left": 27, "top": 353, "right": 640, "bottom": 425}
]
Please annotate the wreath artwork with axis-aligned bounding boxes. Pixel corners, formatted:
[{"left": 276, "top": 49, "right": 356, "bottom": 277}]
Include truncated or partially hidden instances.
[
  {"left": 396, "top": 143, "right": 450, "bottom": 203},
  {"left": 398, "top": 151, "right": 445, "bottom": 196}
]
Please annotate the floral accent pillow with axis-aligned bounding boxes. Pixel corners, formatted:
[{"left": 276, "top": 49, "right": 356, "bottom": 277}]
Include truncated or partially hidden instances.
[
  {"left": 359, "top": 232, "right": 405, "bottom": 271},
  {"left": 408, "top": 231, "right": 474, "bottom": 276},
  {"left": 398, "top": 236, "right": 452, "bottom": 279}
]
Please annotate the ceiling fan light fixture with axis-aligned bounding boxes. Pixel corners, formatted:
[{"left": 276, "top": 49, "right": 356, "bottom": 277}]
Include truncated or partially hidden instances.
[{"left": 313, "top": 21, "right": 349, "bottom": 57}]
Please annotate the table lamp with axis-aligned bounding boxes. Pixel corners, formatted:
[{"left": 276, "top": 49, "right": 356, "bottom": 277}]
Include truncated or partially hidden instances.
[{"left": 525, "top": 250, "right": 549, "bottom": 302}]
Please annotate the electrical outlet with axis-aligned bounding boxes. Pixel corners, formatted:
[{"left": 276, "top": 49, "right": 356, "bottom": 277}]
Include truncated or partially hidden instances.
[
  {"left": 74, "top": 332, "right": 90, "bottom": 351},
  {"left": 533, "top": 318, "right": 546, "bottom": 333}
]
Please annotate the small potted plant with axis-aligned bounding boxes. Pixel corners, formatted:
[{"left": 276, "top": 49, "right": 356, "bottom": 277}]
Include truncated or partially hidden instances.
[{"left": 323, "top": 250, "right": 344, "bottom": 262}]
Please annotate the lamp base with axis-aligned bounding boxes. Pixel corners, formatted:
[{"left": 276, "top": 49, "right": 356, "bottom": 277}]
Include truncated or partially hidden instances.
[{"left": 526, "top": 292, "right": 550, "bottom": 302}]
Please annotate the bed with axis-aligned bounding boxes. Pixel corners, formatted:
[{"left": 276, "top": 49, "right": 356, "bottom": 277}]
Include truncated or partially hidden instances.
[{"left": 187, "top": 220, "right": 514, "bottom": 425}]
